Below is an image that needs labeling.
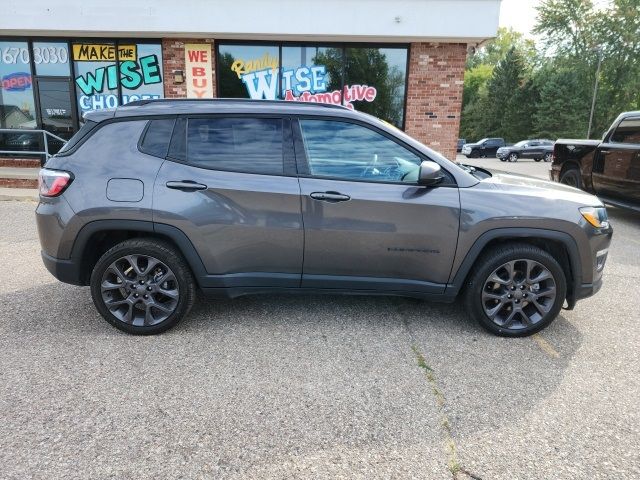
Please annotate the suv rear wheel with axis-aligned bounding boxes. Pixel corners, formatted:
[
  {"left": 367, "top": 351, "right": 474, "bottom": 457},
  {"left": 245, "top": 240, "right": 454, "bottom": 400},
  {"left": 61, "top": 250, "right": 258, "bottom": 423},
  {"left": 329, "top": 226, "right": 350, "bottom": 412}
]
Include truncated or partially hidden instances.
[
  {"left": 90, "top": 239, "right": 196, "bottom": 334},
  {"left": 464, "top": 244, "right": 566, "bottom": 337}
]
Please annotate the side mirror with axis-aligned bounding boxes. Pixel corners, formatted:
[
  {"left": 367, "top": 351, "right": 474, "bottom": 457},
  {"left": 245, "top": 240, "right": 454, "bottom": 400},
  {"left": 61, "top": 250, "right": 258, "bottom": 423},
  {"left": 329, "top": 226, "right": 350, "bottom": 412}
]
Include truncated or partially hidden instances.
[{"left": 418, "top": 161, "right": 444, "bottom": 186}]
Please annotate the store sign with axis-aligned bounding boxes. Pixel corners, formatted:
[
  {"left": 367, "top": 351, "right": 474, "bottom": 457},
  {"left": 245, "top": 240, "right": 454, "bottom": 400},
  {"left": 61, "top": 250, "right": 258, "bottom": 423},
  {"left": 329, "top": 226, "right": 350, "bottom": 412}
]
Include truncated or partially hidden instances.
[
  {"left": 185, "top": 44, "right": 213, "bottom": 98},
  {"left": 232, "top": 57, "right": 377, "bottom": 109},
  {"left": 1, "top": 72, "right": 32, "bottom": 91},
  {"left": 74, "top": 55, "right": 161, "bottom": 96},
  {"left": 72, "top": 44, "right": 137, "bottom": 62}
]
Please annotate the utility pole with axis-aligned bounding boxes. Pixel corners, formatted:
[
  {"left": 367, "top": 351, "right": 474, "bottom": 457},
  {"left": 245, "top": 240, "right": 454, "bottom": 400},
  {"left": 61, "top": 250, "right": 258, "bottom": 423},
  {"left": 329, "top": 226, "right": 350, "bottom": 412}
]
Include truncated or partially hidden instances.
[{"left": 587, "top": 47, "right": 603, "bottom": 139}]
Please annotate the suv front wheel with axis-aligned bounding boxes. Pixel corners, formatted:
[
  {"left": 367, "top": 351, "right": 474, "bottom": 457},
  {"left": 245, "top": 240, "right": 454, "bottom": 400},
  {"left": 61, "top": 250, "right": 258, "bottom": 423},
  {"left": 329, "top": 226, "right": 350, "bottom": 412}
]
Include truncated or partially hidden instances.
[
  {"left": 90, "top": 239, "right": 196, "bottom": 334},
  {"left": 464, "top": 244, "right": 566, "bottom": 337}
]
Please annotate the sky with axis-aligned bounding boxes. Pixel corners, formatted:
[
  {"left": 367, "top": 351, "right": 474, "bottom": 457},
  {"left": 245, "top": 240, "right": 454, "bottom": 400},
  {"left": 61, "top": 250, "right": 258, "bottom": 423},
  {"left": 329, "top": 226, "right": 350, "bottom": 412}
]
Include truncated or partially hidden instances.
[
  {"left": 499, "top": 0, "right": 540, "bottom": 37},
  {"left": 499, "top": 0, "right": 611, "bottom": 37}
]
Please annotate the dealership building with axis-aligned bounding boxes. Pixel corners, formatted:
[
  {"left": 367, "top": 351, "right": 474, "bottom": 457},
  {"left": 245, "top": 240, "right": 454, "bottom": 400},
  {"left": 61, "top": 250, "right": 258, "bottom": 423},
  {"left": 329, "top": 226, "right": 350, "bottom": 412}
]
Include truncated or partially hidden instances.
[{"left": 0, "top": 0, "right": 500, "bottom": 166}]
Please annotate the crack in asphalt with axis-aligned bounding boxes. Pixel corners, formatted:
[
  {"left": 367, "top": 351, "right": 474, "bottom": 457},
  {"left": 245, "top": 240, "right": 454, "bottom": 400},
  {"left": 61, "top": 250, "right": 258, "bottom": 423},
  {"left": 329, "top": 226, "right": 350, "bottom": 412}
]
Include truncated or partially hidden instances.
[{"left": 395, "top": 301, "right": 483, "bottom": 480}]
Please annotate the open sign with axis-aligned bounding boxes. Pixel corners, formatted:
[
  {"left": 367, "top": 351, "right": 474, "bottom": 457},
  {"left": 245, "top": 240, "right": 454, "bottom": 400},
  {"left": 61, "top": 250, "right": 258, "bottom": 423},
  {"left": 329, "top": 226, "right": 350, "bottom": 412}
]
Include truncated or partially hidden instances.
[{"left": 1, "top": 72, "right": 32, "bottom": 92}]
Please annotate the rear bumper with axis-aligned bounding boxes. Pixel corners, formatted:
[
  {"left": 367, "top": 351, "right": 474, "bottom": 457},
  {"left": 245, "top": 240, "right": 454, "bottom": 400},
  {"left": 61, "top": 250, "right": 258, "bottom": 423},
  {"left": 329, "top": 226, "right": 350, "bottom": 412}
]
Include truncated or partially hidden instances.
[{"left": 41, "top": 250, "right": 84, "bottom": 286}]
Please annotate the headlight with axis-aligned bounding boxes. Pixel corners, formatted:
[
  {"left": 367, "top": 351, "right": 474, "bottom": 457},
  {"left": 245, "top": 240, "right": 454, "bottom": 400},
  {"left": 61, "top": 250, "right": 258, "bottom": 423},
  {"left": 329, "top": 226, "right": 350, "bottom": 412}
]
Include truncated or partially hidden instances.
[{"left": 580, "top": 206, "right": 609, "bottom": 229}]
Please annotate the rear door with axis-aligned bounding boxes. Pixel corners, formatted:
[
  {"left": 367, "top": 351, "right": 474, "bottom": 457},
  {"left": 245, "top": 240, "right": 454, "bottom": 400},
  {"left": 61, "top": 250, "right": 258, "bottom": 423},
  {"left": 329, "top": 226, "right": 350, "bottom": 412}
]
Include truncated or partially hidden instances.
[
  {"left": 294, "top": 118, "right": 460, "bottom": 294},
  {"left": 592, "top": 117, "right": 640, "bottom": 204},
  {"left": 153, "top": 115, "right": 304, "bottom": 288},
  {"left": 523, "top": 141, "right": 540, "bottom": 159}
]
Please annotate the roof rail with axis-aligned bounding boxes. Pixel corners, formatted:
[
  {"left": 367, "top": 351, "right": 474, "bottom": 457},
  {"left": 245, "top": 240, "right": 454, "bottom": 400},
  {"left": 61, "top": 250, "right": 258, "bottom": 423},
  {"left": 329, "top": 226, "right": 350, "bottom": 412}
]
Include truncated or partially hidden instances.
[{"left": 122, "top": 98, "right": 349, "bottom": 110}]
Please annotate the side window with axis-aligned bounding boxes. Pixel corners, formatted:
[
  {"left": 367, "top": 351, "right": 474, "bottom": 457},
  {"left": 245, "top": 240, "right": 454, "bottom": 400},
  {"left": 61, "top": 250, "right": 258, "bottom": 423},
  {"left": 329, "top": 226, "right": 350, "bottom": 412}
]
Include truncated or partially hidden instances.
[
  {"left": 186, "top": 117, "right": 284, "bottom": 175},
  {"left": 610, "top": 118, "right": 640, "bottom": 144},
  {"left": 529, "top": 141, "right": 539, "bottom": 147},
  {"left": 139, "top": 118, "right": 176, "bottom": 158},
  {"left": 299, "top": 119, "right": 422, "bottom": 183}
]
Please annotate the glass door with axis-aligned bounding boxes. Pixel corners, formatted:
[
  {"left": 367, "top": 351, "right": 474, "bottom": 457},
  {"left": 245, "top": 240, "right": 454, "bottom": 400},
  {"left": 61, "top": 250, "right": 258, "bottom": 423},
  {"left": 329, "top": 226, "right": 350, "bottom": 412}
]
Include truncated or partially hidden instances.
[{"left": 35, "top": 77, "right": 76, "bottom": 154}]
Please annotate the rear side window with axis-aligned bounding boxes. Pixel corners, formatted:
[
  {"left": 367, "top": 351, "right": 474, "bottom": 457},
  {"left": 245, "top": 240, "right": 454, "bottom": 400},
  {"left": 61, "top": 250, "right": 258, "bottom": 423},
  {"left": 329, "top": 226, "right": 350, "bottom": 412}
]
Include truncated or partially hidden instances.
[
  {"left": 186, "top": 117, "right": 284, "bottom": 175},
  {"left": 610, "top": 118, "right": 640, "bottom": 144},
  {"left": 57, "top": 120, "right": 98, "bottom": 155},
  {"left": 140, "top": 118, "right": 176, "bottom": 158}
]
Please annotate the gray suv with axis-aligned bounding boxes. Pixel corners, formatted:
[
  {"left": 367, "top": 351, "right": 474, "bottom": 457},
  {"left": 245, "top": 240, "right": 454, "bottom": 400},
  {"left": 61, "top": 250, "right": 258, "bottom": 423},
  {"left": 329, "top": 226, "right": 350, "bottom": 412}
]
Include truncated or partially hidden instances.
[{"left": 36, "top": 99, "right": 612, "bottom": 337}]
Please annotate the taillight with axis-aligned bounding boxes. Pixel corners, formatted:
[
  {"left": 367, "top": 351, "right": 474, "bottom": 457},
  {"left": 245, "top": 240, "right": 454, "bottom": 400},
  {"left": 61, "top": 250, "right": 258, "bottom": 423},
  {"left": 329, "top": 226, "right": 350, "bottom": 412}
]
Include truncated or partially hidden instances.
[{"left": 38, "top": 169, "right": 73, "bottom": 197}]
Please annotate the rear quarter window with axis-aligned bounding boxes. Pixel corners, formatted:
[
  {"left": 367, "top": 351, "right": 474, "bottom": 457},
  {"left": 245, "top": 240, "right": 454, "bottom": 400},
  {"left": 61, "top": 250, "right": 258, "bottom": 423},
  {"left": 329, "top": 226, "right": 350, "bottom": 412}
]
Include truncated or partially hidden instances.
[
  {"left": 139, "top": 118, "right": 176, "bottom": 158},
  {"left": 56, "top": 120, "right": 98, "bottom": 155}
]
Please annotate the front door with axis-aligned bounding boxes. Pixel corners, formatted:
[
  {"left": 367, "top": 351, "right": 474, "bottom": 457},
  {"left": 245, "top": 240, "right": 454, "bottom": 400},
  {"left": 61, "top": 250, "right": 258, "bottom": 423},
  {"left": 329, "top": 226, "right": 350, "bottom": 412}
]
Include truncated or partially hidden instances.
[
  {"left": 34, "top": 77, "right": 76, "bottom": 154},
  {"left": 153, "top": 116, "right": 304, "bottom": 288},
  {"left": 295, "top": 118, "right": 460, "bottom": 293},
  {"left": 593, "top": 116, "right": 640, "bottom": 204}
]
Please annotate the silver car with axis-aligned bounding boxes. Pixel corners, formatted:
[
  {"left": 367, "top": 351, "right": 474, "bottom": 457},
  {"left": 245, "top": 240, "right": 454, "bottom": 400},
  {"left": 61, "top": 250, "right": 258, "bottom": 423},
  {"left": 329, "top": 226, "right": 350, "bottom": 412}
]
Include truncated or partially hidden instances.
[{"left": 36, "top": 99, "right": 612, "bottom": 336}]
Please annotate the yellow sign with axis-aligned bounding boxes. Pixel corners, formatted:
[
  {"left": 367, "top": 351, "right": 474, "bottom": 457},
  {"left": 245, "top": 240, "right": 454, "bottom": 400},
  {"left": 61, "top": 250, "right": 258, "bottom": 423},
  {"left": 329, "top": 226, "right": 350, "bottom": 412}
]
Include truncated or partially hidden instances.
[
  {"left": 231, "top": 53, "right": 278, "bottom": 79},
  {"left": 72, "top": 44, "right": 137, "bottom": 62},
  {"left": 185, "top": 44, "right": 214, "bottom": 99}
]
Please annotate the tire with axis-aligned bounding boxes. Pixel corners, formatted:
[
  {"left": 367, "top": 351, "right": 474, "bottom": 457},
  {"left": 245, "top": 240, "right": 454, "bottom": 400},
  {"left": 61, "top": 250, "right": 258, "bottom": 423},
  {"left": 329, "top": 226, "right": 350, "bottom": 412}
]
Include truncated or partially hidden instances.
[
  {"left": 463, "top": 243, "right": 566, "bottom": 337},
  {"left": 470, "top": 150, "right": 480, "bottom": 158},
  {"left": 499, "top": 157, "right": 507, "bottom": 162},
  {"left": 559, "top": 167, "right": 582, "bottom": 189},
  {"left": 508, "top": 153, "right": 519, "bottom": 162},
  {"left": 534, "top": 158, "right": 542, "bottom": 162},
  {"left": 544, "top": 152, "right": 553, "bottom": 162},
  {"left": 90, "top": 239, "right": 196, "bottom": 335}
]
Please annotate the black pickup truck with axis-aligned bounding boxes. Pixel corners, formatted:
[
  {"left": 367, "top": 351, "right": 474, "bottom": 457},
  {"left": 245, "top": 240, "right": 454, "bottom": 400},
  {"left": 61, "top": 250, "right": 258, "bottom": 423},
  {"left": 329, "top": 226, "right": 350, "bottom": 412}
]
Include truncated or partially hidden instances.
[{"left": 551, "top": 111, "right": 640, "bottom": 211}]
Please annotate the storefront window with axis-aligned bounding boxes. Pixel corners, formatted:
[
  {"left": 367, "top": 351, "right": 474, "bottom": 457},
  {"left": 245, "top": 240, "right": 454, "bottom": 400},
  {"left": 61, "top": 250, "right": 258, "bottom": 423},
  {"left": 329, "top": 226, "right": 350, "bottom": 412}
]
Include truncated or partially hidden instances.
[
  {"left": 33, "top": 41, "right": 70, "bottom": 76},
  {"left": 216, "top": 43, "right": 408, "bottom": 128},
  {"left": 218, "top": 44, "right": 278, "bottom": 99},
  {"left": 73, "top": 41, "right": 163, "bottom": 114},
  {"left": 281, "top": 46, "right": 342, "bottom": 105},
  {"left": 0, "top": 40, "right": 37, "bottom": 129},
  {"left": 345, "top": 47, "right": 407, "bottom": 127},
  {"left": 120, "top": 43, "right": 163, "bottom": 105}
]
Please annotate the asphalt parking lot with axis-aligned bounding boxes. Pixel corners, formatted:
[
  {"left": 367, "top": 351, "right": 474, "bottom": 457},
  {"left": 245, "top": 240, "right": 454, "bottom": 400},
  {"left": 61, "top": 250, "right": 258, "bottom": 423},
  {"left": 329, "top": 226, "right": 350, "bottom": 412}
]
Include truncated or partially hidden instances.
[{"left": 1, "top": 173, "right": 639, "bottom": 478}]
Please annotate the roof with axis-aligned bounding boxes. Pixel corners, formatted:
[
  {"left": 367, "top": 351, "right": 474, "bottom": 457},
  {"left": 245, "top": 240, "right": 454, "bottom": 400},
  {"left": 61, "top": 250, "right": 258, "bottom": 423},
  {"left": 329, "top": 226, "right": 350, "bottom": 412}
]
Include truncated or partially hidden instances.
[{"left": 86, "top": 98, "right": 363, "bottom": 122}]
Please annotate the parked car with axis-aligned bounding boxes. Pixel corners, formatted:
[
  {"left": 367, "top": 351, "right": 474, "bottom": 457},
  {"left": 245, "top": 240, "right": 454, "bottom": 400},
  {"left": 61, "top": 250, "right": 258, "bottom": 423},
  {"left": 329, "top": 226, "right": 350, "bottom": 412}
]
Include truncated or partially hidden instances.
[
  {"left": 551, "top": 111, "right": 640, "bottom": 212},
  {"left": 497, "top": 139, "right": 554, "bottom": 162},
  {"left": 36, "top": 99, "right": 612, "bottom": 337},
  {"left": 457, "top": 138, "right": 466, "bottom": 152},
  {"left": 461, "top": 138, "right": 506, "bottom": 158}
]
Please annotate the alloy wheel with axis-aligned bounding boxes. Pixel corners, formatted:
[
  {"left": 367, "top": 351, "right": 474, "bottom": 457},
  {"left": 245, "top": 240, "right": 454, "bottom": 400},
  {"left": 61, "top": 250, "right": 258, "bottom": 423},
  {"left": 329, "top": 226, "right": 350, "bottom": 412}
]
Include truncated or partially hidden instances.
[
  {"left": 100, "top": 254, "right": 179, "bottom": 326},
  {"left": 509, "top": 153, "right": 518, "bottom": 162},
  {"left": 481, "top": 259, "right": 557, "bottom": 330}
]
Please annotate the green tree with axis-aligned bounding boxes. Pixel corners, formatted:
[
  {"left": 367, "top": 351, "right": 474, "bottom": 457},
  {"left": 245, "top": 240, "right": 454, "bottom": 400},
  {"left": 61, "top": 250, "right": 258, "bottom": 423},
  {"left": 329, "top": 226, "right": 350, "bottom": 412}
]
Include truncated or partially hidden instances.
[
  {"left": 481, "top": 47, "right": 529, "bottom": 142},
  {"left": 533, "top": 67, "right": 590, "bottom": 138},
  {"left": 467, "top": 27, "right": 537, "bottom": 69},
  {"left": 535, "top": 0, "right": 640, "bottom": 137}
]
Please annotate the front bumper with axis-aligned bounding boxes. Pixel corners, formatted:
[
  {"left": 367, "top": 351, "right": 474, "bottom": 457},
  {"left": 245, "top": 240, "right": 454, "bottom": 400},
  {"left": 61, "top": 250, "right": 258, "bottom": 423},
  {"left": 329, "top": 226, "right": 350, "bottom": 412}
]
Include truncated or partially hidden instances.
[{"left": 496, "top": 151, "right": 508, "bottom": 159}]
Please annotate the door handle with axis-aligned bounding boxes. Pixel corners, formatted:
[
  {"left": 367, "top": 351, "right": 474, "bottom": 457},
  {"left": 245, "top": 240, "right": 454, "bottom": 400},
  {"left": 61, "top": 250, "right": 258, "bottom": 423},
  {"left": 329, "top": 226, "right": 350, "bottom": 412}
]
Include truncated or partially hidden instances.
[
  {"left": 309, "top": 191, "right": 351, "bottom": 202},
  {"left": 166, "top": 180, "right": 208, "bottom": 191},
  {"left": 600, "top": 150, "right": 611, "bottom": 154}
]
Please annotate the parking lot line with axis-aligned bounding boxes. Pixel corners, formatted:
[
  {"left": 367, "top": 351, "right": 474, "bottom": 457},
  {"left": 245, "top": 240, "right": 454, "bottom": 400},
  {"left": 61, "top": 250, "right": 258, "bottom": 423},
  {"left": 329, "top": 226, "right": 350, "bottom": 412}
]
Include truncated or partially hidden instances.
[{"left": 532, "top": 333, "right": 560, "bottom": 358}]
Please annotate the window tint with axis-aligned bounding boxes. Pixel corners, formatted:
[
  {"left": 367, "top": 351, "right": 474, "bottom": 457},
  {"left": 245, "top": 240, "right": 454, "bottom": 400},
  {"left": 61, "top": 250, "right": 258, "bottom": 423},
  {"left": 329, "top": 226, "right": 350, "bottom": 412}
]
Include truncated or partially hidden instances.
[
  {"left": 299, "top": 119, "right": 422, "bottom": 183},
  {"left": 186, "top": 118, "right": 284, "bottom": 174},
  {"left": 57, "top": 120, "right": 98, "bottom": 155},
  {"left": 140, "top": 118, "right": 175, "bottom": 158},
  {"left": 611, "top": 118, "right": 640, "bottom": 144}
]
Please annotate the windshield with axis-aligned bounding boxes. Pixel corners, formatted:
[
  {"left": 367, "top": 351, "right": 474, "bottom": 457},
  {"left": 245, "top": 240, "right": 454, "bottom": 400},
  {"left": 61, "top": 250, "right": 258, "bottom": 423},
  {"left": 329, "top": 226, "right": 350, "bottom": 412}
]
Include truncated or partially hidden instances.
[
  {"left": 476, "top": 138, "right": 488, "bottom": 144},
  {"left": 514, "top": 140, "right": 528, "bottom": 147}
]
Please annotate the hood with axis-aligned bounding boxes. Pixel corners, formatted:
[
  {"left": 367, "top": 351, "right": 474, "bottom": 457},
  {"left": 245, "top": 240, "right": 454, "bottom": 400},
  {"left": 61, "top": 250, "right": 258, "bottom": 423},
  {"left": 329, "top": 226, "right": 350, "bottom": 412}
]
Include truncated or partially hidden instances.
[
  {"left": 481, "top": 172, "right": 604, "bottom": 207},
  {"left": 463, "top": 142, "right": 480, "bottom": 148}
]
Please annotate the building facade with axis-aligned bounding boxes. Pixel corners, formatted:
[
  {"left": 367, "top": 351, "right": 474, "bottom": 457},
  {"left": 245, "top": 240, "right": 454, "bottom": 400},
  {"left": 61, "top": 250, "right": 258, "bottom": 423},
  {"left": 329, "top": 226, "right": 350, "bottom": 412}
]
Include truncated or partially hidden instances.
[{"left": 0, "top": 0, "right": 500, "bottom": 161}]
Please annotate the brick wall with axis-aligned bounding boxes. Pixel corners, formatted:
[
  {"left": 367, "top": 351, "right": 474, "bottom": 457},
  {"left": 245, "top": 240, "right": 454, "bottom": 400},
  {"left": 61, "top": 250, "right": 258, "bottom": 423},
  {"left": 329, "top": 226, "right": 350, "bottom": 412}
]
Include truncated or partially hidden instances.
[
  {"left": 404, "top": 42, "right": 467, "bottom": 161},
  {"left": 162, "top": 38, "right": 217, "bottom": 98}
]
